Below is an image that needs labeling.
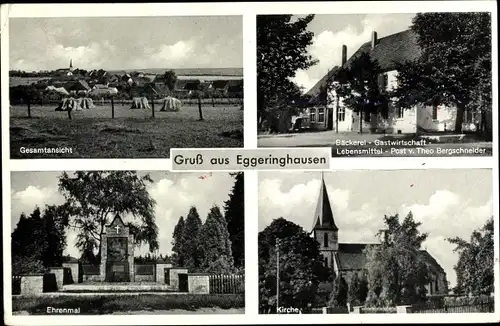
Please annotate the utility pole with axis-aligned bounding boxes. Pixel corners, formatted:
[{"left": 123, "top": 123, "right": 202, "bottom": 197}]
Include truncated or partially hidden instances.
[{"left": 276, "top": 238, "right": 280, "bottom": 313}]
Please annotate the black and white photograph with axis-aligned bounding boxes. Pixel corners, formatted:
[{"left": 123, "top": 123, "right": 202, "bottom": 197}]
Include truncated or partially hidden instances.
[
  {"left": 9, "top": 16, "right": 243, "bottom": 159},
  {"left": 10, "top": 171, "right": 244, "bottom": 314},
  {"left": 257, "top": 13, "right": 493, "bottom": 157},
  {"left": 258, "top": 169, "right": 494, "bottom": 314}
]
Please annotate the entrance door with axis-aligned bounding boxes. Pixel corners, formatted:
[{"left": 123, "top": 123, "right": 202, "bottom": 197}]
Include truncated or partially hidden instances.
[
  {"left": 164, "top": 268, "right": 171, "bottom": 285},
  {"left": 105, "top": 237, "right": 130, "bottom": 282},
  {"left": 178, "top": 273, "right": 189, "bottom": 292},
  {"left": 327, "top": 107, "right": 333, "bottom": 130}
]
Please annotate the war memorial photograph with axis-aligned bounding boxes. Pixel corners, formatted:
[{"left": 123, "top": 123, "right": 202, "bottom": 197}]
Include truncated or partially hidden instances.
[
  {"left": 258, "top": 169, "right": 494, "bottom": 314},
  {"left": 9, "top": 15, "right": 244, "bottom": 159},
  {"left": 10, "top": 171, "right": 244, "bottom": 314},
  {"left": 257, "top": 13, "right": 493, "bottom": 157}
]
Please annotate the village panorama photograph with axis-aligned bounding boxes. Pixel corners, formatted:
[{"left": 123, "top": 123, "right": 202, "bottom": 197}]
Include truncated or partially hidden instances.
[
  {"left": 9, "top": 16, "right": 243, "bottom": 159},
  {"left": 258, "top": 169, "right": 494, "bottom": 314},
  {"left": 9, "top": 171, "right": 244, "bottom": 315},
  {"left": 257, "top": 13, "right": 493, "bottom": 157}
]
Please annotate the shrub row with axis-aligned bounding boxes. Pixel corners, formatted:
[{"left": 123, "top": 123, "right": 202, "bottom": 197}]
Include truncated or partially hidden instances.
[{"left": 12, "top": 293, "right": 245, "bottom": 314}]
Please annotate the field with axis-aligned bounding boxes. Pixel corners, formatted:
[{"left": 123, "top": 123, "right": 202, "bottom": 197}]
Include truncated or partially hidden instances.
[
  {"left": 12, "top": 293, "right": 245, "bottom": 315},
  {"left": 10, "top": 103, "right": 243, "bottom": 158}
]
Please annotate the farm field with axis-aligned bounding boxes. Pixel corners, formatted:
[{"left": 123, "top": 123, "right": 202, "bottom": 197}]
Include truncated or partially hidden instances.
[{"left": 10, "top": 103, "right": 243, "bottom": 158}]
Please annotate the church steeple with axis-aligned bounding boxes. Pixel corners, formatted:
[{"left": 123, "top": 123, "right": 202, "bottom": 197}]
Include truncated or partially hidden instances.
[
  {"left": 69, "top": 59, "right": 73, "bottom": 71},
  {"left": 312, "top": 172, "right": 338, "bottom": 231}
]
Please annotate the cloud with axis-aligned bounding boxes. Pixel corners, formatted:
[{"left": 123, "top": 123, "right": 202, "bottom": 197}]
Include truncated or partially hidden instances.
[
  {"left": 11, "top": 185, "right": 64, "bottom": 220},
  {"left": 152, "top": 40, "right": 196, "bottom": 64},
  {"left": 259, "top": 176, "right": 493, "bottom": 288}
]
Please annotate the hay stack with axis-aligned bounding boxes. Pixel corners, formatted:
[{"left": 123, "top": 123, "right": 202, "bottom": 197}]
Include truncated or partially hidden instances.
[
  {"left": 130, "top": 97, "right": 151, "bottom": 110},
  {"left": 55, "top": 97, "right": 95, "bottom": 111},
  {"left": 159, "top": 96, "right": 182, "bottom": 112},
  {"left": 55, "top": 97, "right": 76, "bottom": 111}
]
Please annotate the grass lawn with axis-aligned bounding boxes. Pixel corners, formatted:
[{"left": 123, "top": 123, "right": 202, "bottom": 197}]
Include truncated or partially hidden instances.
[
  {"left": 10, "top": 103, "right": 243, "bottom": 158},
  {"left": 12, "top": 293, "right": 245, "bottom": 315}
]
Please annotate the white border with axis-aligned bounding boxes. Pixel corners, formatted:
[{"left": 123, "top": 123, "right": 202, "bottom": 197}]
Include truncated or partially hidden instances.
[{"left": 1, "top": 1, "right": 498, "bottom": 325}]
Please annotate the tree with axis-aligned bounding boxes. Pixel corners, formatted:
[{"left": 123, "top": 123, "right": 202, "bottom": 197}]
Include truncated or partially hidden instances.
[
  {"left": 358, "top": 271, "right": 369, "bottom": 305},
  {"left": 57, "top": 171, "right": 158, "bottom": 261},
  {"left": 163, "top": 70, "right": 178, "bottom": 94},
  {"left": 199, "top": 205, "right": 234, "bottom": 273},
  {"left": 182, "top": 206, "right": 203, "bottom": 271},
  {"left": 393, "top": 12, "right": 492, "bottom": 133},
  {"left": 363, "top": 212, "right": 430, "bottom": 307},
  {"left": 348, "top": 272, "right": 361, "bottom": 307},
  {"left": 11, "top": 206, "right": 67, "bottom": 275},
  {"left": 224, "top": 172, "right": 244, "bottom": 268},
  {"left": 258, "top": 217, "right": 331, "bottom": 313},
  {"left": 448, "top": 217, "right": 493, "bottom": 296},
  {"left": 171, "top": 216, "right": 186, "bottom": 267},
  {"left": 257, "top": 15, "right": 318, "bottom": 132},
  {"left": 329, "top": 274, "right": 348, "bottom": 308},
  {"left": 335, "top": 52, "right": 387, "bottom": 133}
]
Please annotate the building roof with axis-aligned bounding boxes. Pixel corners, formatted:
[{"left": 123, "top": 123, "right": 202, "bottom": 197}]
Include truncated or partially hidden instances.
[
  {"left": 312, "top": 174, "right": 338, "bottom": 231},
  {"left": 334, "top": 243, "right": 445, "bottom": 275},
  {"left": 212, "top": 80, "right": 229, "bottom": 89},
  {"left": 306, "top": 29, "right": 421, "bottom": 98}
]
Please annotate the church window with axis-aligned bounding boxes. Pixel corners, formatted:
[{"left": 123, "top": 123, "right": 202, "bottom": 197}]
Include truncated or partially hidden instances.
[
  {"left": 324, "top": 233, "right": 328, "bottom": 248},
  {"left": 432, "top": 105, "right": 438, "bottom": 120},
  {"left": 324, "top": 257, "right": 328, "bottom": 267}
]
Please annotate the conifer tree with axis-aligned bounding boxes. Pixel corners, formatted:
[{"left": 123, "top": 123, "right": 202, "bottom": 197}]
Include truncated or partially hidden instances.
[
  {"left": 199, "top": 205, "right": 234, "bottom": 273},
  {"left": 171, "top": 216, "right": 186, "bottom": 266},
  {"left": 182, "top": 206, "right": 203, "bottom": 271}
]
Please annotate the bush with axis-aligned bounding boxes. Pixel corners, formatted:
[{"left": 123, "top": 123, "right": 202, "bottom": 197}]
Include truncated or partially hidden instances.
[{"left": 12, "top": 294, "right": 245, "bottom": 314}]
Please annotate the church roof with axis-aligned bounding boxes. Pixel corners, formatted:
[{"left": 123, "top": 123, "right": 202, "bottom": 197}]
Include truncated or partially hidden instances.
[
  {"left": 312, "top": 175, "right": 338, "bottom": 231},
  {"left": 335, "top": 243, "right": 445, "bottom": 274}
]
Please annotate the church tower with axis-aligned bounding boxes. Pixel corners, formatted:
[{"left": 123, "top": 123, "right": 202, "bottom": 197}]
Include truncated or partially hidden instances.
[
  {"left": 312, "top": 172, "right": 338, "bottom": 270},
  {"left": 69, "top": 59, "right": 74, "bottom": 72}
]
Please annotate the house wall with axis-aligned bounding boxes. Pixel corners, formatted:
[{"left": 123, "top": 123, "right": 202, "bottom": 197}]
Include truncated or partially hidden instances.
[
  {"left": 417, "top": 104, "right": 457, "bottom": 132},
  {"left": 188, "top": 274, "right": 210, "bottom": 294},
  {"left": 305, "top": 107, "right": 329, "bottom": 130},
  {"left": 327, "top": 69, "right": 459, "bottom": 134}
]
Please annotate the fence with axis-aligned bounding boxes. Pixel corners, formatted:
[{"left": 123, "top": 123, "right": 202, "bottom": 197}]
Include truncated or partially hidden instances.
[
  {"left": 209, "top": 274, "right": 244, "bottom": 294},
  {"left": 412, "top": 297, "right": 494, "bottom": 313}
]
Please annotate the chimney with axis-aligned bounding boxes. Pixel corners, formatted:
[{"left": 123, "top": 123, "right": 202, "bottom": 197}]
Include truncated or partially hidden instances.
[
  {"left": 371, "top": 31, "right": 378, "bottom": 49},
  {"left": 341, "top": 45, "right": 347, "bottom": 66}
]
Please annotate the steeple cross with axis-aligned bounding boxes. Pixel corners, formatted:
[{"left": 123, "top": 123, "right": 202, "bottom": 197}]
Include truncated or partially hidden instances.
[{"left": 114, "top": 225, "right": 121, "bottom": 234}]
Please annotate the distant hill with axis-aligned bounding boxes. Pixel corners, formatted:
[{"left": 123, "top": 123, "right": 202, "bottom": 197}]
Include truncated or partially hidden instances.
[{"left": 109, "top": 67, "right": 243, "bottom": 76}]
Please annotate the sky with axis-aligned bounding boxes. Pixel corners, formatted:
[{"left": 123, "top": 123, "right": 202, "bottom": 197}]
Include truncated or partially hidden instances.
[
  {"left": 9, "top": 16, "right": 243, "bottom": 71},
  {"left": 259, "top": 169, "right": 493, "bottom": 288},
  {"left": 291, "top": 13, "right": 416, "bottom": 93},
  {"left": 11, "top": 171, "right": 238, "bottom": 257}
]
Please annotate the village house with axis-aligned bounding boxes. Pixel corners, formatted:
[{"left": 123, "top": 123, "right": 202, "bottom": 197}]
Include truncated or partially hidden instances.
[
  {"left": 311, "top": 174, "right": 448, "bottom": 297},
  {"left": 304, "top": 30, "right": 480, "bottom": 134}
]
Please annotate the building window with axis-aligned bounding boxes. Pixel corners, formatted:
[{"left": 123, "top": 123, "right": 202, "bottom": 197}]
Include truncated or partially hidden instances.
[
  {"left": 323, "top": 233, "right": 328, "bottom": 248},
  {"left": 435, "top": 279, "right": 439, "bottom": 292},
  {"left": 432, "top": 105, "right": 438, "bottom": 120},
  {"left": 318, "top": 108, "right": 325, "bottom": 123},
  {"left": 364, "top": 111, "right": 371, "bottom": 122},
  {"left": 398, "top": 107, "right": 404, "bottom": 119},
  {"left": 310, "top": 108, "right": 316, "bottom": 122},
  {"left": 337, "top": 106, "right": 345, "bottom": 122},
  {"left": 324, "top": 257, "right": 328, "bottom": 267}
]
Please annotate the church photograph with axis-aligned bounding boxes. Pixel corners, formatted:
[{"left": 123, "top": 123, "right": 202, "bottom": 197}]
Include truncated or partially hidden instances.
[
  {"left": 9, "top": 170, "right": 245, "bottom": 315},
  {"left": 258, "top": 169, "right": 494, "bottom": 314}
]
